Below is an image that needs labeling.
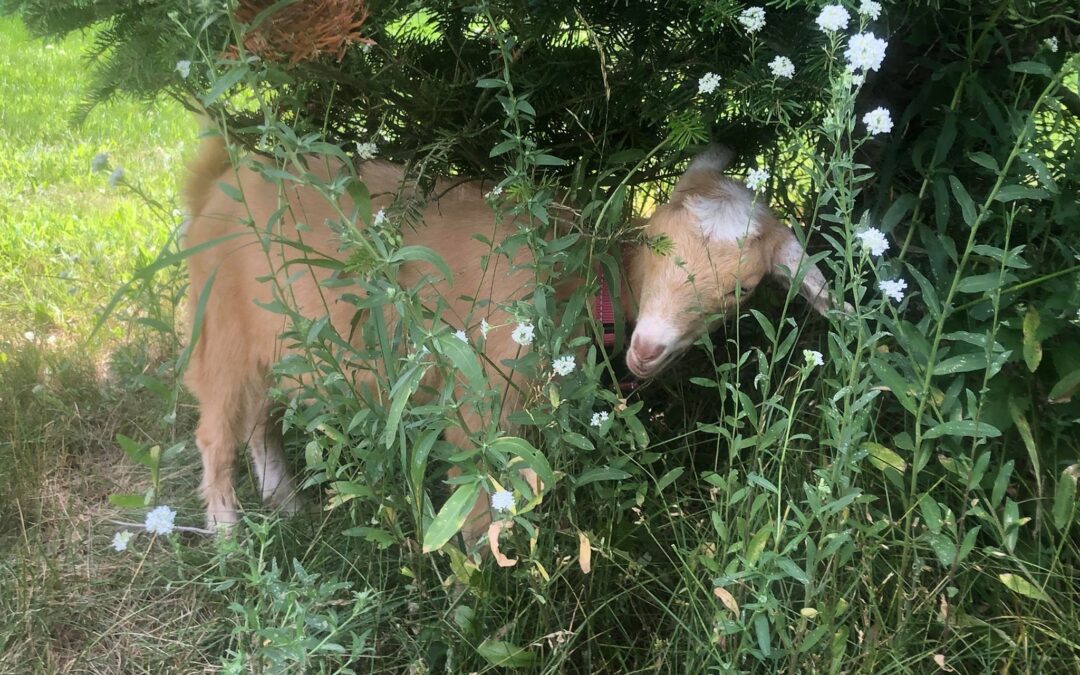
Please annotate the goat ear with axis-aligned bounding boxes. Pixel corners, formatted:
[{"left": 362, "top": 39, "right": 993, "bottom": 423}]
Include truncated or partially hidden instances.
[{"left": 770, "top": 227, "right": 849, "bottom": 316}]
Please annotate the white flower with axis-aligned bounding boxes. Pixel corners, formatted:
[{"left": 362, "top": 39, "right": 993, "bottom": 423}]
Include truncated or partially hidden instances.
[
  {"left": 863, "top": 107, "right": 893, "bottom": 135},
  {"left": 879, "top": 278, "right": 908, "bottom": 303},
  {"left": 91, "top": 152, "right": 109, "bottom": 173},
  {"left": 491, "top": 490, "right": 514, "bottom": 512},
  {"left": 485, "top": 185, "right": 504, "bottom": 199},
  {"left": 803, "top": 349, "right": 824, "bottom": 368},
  {"left": 1044, "top": 37, "right": 1059, "bottom": 53},
  {"left": 851, "top": 72, "right": 866, "bottom": 87},
  {"left": 745, "top": 168, "right": 770, "bottom": 192},
  {"left": 108, "top": 167, "right": 124, "bottom": 188},
  {"left": 454, "top": 329, "right": 468, "bottom": 343},
  {"left": 845, "top": 32, "right": 888, "bottom": 72},
  {"left": 698, "top": 72, "right": 722, "bottom": 95},
  {"left": 175, "top": 60, "right": 191, "bottom": 79},
  {"left": 768, "top": 56, "right": 795, "bottom": 79},
  {"left": 552, "top": 354, "right": 576, "bottom": 376},
  {"left": 355, "top": 142, "right": 378, "bottom": 160},
  {"left": 738, "top": 7, "right": 767, "bottom": 34},
  {"left": 590, "top": 410, "right": 610, "bottom": 428},
  {"left": 858, "top": 0, "right": 882, "bottom": 20},
  {"left": 23, "top": 330, "right": 35, "bottom": 341},
  {"left": 373, "top": 208, "right": 386, "bottom": 226},
  {"left": 511, "top": 322, "right": 535, "bottom": 346},
  {"left": 480, "top": 319, "right": 491, "bottom": 337},
  {"left": 856, "top": 227, "right": 890, "bottom": 256},
  {"left": 816, "top": 5, "right": 851, "bottom": 32},
  {"left": 144, "top": 505, "right": 177, "bottom": 536},
  {"left": 112, "top": 530, "right": 135, "bottom": 552}
]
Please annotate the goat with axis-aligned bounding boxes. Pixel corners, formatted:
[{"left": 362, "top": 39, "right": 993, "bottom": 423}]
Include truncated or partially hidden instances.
[{"left": 182, "top": 137, "right": 842, "bottom": 537}]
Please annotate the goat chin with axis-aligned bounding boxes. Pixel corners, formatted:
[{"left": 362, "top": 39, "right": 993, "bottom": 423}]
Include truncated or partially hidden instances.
[{"left": 181, "top": 136, "right": 842, "bottom": 548}]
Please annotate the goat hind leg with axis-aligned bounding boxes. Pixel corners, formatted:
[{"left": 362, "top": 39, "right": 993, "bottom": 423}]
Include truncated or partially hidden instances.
[{"left": 246, "top": 402, "right": 300, "bottom": 517}]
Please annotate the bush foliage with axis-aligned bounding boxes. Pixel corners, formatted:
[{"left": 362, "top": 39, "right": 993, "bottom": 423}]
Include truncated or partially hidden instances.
[{"left": 6, "top": 0, "right": 1080, "bottom": 671}]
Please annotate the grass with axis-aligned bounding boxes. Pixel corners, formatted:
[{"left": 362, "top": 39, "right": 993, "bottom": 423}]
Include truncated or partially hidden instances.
[{"left": 2, "top": 11, "right": 1079, "bottom": 674}]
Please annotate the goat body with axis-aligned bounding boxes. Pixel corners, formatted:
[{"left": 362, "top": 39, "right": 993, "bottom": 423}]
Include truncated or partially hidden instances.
[{"left": 182, "top": 138, "right": 838, "bottom": 536}]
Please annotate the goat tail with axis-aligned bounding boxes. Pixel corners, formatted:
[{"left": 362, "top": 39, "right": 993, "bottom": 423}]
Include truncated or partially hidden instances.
[
  {"left": 682, "top": 143, "right": 735, "bottom": 177},
  {"left": 184, "top": 129, "right": 231, "bottom": 220}
]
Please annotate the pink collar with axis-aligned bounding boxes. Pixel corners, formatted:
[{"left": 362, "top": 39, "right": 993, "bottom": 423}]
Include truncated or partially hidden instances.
[
  {"left": 594, "top": 268, "right": 637, "bottom": 392},
  {"left": 595, "top": 269, "right": 618, "bottom": 348}
]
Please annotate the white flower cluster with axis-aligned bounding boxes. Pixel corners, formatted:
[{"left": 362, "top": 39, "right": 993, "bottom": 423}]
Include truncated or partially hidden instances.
[
  {"left": 863, "top": 107, "right": 893, "bottom": 135},
  {"left": 590, "top": 410, "right": 610, "bottom": 428},
  {"left": 698, "top": 72, "right": 722, "bottom": 95},
  {"left": 511, "top": 322, "right": 535, "bottom": 346},
  {"left": 1044, "top": 37, "right": 1059, "bottom": 53},
  {"left": 769, "top": 56, "right": 795, "bottom": 79},
  {"left": 144, "top": 505, "right": 177, "bottom": 536},
  {"left": 373, "top": 208, "right": 387, "bottom": 226},
  {"left": 858, "top": 1, "right": 882, "bottom": 20},
  {"left": 486, "top": 184, "right": 504, "bottom": 200},
  {"left": 816, "top": 5, "right": 850, "bottom": 32},
  {"left": 745, "top": 167, "right": 770, "bottom": 192},
  {"left": 355, "top": 142, "right": 378, "bottom": 160},
  {"left": 175, "top": 60, "right": 191, "bottom": 79},
  {"left": 879, "top": 278, "right": 908, "bottom": 303},
  {"left": 857, "top": 227, "right": 890, "bottom": 257},
  {"left": 845, "top": 32, "right": 888, "bottom": 72},
  {"left": 491, "top": 489, "right": 514, "bottom": 512},
  {"left": 738, "top": 7, "right": 767, "bottom": 34},
  {"left": 803, "top": 349, "right": 824, "bottom": 368},
  {"left": 552, "top": 354, "right": 576, "bottom": 376},
  {"left": 112, "top": 530, "right": 134, "bottom": 552}
]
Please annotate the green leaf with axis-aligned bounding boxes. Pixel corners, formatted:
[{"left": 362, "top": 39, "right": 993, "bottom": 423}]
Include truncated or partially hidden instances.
[
  {"left": 475, "top": 78, "right": 505, "bottom": 88},
  {"left": 1053, "top": 466, "right": 1078, "bottom": 531},
  {"left": 383, "top": 364, "right": 425, "bottom": 448},
  {"left": 1008, "top": 61, "right": 1054, "bottom": 77},
  {"left": 933, "top": 352, "right": 990, "bottom": 375},
  {"left": 342, "top": 527, "right": 395, "bottom": 549},
  {"left": 561, "top": 432, "right": 594, "bottom": 451},
  {"left": 575, "top": 467, "right": 632, "bottom": 486},
  {"left": 489, "top": 437, "right": 555, "bottom": 490},
  {"left": 994, "top": 185, "right": 1050, "bottom": 202},
  {"left": 422, "top": 481, "right": 481, "bottom": 553},
  {"left": 655, "top": 467, "right": 684, "bottom": 493},
  {"left": 477, "top": 639, "right": 535, "bottom": 668},
  {"left": 869, "top": 358, "right": 918, "bottom": 414},
  {"left": 948, "top": 175, "right": 977, "bottom": 227},
  {"left": 776, "top": 556, "right": 810, "bottom": 584},
  {"left": 109, "top": 493, "right": 148, "bottom": 508},
  {"left": 923, "top": 420, "right": 1001, "bottom": 439},
  {"left": 969, "top": 152, "right": 999, "bottom": 172},
  {"left": 997, "top": 573, "right": 1049, "bottom": 601},
  {"left": 388, "top": 246, "right": 453, "bottom": 284},
  {"left": 1048, "top": 368, "right": 1080, "bottom": 403},
  {"left": 863, "top": 442, "right": 907, "bottom": 473},
  {"left": 434, "top": 334, "right": 485, "bottom": 392},
  {"left": 1022, "top": 307, "right": 1042, "bottom": 372},
  {"left": 746, "top": 525, "right": 771, "bottom": 565},
  {"left": 201, "top": 65, "right": 250, "bottom": 106}
]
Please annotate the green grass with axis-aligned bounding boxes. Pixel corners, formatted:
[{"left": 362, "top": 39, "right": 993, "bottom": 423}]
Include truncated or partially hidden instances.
[{"left": 0, "top": 16, "right": 195, "bottom": 337}]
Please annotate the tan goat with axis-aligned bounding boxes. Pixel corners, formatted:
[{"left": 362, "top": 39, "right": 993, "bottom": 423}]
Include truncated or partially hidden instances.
[{"left": 182, "top": 137, "right": 841, "bottom": 533}]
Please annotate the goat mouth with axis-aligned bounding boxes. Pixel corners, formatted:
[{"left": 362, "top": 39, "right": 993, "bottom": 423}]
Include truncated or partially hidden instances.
[{"left": 626, "top": 346, "right": 689, "bottom": 379}]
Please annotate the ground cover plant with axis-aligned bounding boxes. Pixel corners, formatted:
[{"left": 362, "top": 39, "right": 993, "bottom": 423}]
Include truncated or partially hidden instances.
[{"left": 2, "top": 1, "right": 1079, "bottom": 672}]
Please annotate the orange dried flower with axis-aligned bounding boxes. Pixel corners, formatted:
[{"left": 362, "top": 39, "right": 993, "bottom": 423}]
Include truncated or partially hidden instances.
[{"left": 232, "top": 0, "right": 373, "bottom": 65}]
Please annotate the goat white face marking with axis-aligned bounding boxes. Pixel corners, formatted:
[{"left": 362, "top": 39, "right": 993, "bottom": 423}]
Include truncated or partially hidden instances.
[{"left": 684, "top": 193, "right": 759, "bottom": 242}]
